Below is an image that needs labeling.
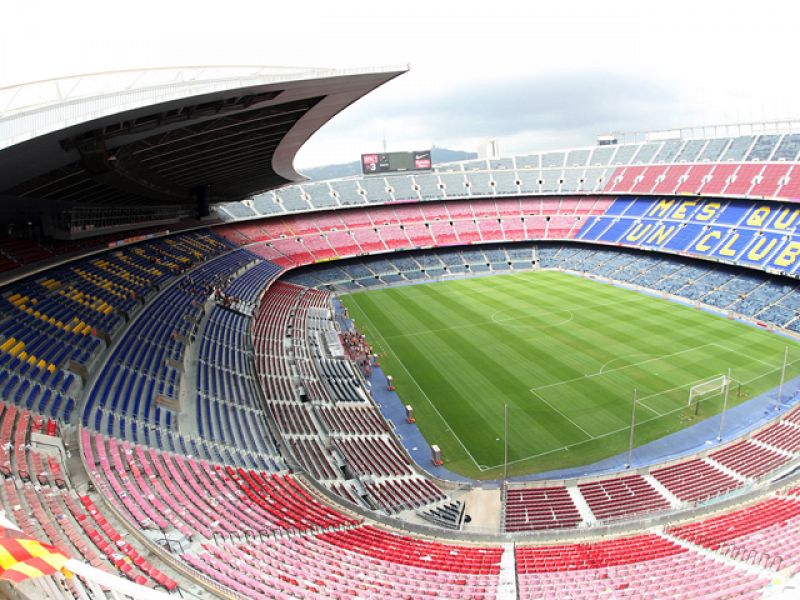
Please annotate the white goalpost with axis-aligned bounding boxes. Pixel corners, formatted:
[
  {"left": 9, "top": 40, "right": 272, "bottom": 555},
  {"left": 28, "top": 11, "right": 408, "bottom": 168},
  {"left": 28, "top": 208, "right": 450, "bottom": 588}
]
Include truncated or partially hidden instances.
[{"left": 688, "top": 374, "right": 731, "bottom": 415}]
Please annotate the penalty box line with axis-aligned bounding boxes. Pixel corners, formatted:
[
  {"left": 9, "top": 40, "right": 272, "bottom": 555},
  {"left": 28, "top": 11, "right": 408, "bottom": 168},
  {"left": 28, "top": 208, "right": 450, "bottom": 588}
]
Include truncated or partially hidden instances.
[
  {"left": 489, "top": 359, "right": 794, "bottom": 471},
  {"left": 529, "top": 389, "right": 595, "bottom": 440},
  {"left": 528, "top": 342, "right": 719, "bottom": 418},
  {"left": 494, "top": 345, "right": 799, "bottom": 471},
  {"left": 529, "top": 342, "right": 717, "bottom": 393}
]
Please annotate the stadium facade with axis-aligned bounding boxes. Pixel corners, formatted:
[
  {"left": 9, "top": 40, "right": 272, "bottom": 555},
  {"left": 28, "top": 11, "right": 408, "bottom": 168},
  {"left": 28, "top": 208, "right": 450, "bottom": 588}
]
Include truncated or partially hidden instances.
[{"left": 0, "top": 67, "right": 799, "bottom": 598}]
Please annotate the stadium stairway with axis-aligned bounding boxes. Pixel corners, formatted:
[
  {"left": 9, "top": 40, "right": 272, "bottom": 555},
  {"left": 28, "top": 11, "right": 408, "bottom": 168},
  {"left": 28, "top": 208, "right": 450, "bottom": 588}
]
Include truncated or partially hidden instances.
[
  {"left": 497, "top": 544, "right": 517, "bottom": 599},
  {"left": 643, "top": 473, "right": 683, "bottom": 508},
  {"left": 566, "top": 484, "right": 596, "bottom": 525},
  {"left": 751, "top": 437, "right": 795, "bottom": 460},
  {"left": 656, "top": 529, "right": 777, "bottom": 581}
]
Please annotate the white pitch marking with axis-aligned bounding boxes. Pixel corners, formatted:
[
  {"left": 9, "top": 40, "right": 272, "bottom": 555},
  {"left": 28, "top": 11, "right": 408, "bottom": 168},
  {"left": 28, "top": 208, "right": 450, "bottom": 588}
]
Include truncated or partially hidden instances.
[
  {"left": 709, "top": 341, "right": 782, "bottom": 369},
  {"left": 529, "top": 343, "right": 717, "bottom": 393},
  {"left": 598, "top": 353, "right": 661, "bottom": 375},
  {"left": 489, "top": 296, "right": 641, "bottom": 327},
  {"left": 382, "top": 296, "right": 643, "bottom": 340},
  {"left": 352, "top": 276, "right": 800, "bottom": 474},
  {"left": 348, "top": 292, "right": 488, "bottom": 471},
  {"left": 531, "top": 389, "right": 595, "bottom": 440},
  {"left": 489, "top": 356, "right": 800, "bottom": 471}
]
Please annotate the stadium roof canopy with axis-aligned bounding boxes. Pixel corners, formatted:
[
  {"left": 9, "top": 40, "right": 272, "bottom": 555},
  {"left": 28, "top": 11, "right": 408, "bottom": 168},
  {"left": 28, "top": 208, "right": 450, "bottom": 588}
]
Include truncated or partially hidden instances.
[{"left": 0, "top": 65, "right": 406, "bottom": 207}]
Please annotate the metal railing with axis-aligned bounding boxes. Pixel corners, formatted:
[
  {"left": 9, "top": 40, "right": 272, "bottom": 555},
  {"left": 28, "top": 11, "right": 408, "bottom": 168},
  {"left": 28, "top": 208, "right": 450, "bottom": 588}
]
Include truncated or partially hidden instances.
[{"left": 613, "top": 118, "right": 800, "bottom": 145}]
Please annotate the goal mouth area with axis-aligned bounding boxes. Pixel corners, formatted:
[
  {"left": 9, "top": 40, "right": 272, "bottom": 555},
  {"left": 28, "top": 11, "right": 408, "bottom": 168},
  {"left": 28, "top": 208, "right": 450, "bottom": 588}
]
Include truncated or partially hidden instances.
[{"left": 688, "top": 374, "right": 732, "bottom": 407}]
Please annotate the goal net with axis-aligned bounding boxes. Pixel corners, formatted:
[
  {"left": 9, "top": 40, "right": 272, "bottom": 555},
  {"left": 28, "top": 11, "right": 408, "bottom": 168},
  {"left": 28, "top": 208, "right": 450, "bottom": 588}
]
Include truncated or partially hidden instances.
[{"left": 688, "top": 374, "right": 730, "bottom": 410}]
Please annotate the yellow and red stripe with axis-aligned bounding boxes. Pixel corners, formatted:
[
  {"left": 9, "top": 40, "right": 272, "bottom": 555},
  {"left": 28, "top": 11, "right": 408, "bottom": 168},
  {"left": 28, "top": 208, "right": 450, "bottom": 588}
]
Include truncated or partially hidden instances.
[{"left": 0, "top": 528, "right": 70, "bottom": 584}]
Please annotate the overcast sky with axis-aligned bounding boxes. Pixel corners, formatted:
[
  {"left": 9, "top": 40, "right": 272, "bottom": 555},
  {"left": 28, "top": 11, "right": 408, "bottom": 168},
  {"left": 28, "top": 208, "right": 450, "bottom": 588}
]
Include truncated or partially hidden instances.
[{"left": 2, "top": 1, "right": 800, "bottom": 170}]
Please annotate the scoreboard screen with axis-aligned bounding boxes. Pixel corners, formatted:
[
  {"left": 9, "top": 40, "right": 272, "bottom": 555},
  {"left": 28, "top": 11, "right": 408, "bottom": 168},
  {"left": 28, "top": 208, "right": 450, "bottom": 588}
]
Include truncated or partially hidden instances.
[{"left": 361, "top": 150, "right": 432, "bottom": 174}]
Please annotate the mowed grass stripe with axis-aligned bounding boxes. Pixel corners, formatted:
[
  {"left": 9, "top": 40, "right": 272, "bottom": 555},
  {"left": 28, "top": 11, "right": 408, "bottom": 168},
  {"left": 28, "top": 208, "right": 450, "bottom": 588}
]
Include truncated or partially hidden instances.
[
  {"left": 348, "top": 274, "right": 626, "bottom": 464},
  {"left": 378, "top": 285, "right": 590, "bottom": 463},
  {"left": 348, "top": 291, "right": 489, "bottom": 467},
  {"left": 536, "top": 344, "right": 718, "bottom": 436},
  {"left": 383, "top": 290, "right": 512, "bottom": 458},
  {"left": 341, "top": 270, "right": 800, "bottom": 479},
  {"left": 411, "top": 283, "right": 593, "bottom": 460},
  {"left": 411, "top": 277, "right": 656, "bottom": 384},
  {"left": 354, "top": 274, "right": 660, "bottom": 462}
]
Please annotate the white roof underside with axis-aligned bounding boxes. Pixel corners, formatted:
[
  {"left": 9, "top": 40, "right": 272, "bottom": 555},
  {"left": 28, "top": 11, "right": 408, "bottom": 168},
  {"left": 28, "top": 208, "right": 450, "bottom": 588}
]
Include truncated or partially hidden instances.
[{"left": 0, "top": 65, "right": 405, "bottom": 152}]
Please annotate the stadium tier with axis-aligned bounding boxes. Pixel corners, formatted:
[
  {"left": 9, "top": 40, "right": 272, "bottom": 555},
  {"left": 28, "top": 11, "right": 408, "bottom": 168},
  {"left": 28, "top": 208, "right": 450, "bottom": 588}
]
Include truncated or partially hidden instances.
[
  {"left": 182, "top": 527, "right": 503, "bottom": 599},
  {"left": 250, "top": 281, "right": 452, "bottom": 516},
  {"left": 214, "top": 132, "right": 800, "bottom": 222},
  {"left": 213, "top": 196, "right": 800, "bottom": 286},
  {"left": 577, "top": 196, "right": 800, "bottom": 275},
  {"left": 9, "top": 129, "right": 800, "bottom": 598},
  {"left": 516, "top": 532, "right": 770, "bottom": 598}
]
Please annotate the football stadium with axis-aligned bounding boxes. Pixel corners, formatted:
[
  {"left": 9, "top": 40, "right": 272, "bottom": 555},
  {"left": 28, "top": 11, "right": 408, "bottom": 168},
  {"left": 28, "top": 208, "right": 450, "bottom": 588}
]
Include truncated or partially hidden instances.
[{"left": 4, "top": 49, "right": 800, "bottom": 600}]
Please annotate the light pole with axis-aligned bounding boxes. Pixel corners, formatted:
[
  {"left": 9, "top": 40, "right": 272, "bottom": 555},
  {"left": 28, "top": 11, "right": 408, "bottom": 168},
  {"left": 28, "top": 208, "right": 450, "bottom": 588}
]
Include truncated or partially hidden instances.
[
  {"left": 717, "top": 369, "right": 731, "bottom": 442},
  {"left": 776, "top": 346, "right": 789, "bottom": 412},
  {"left": 626, "top": 389, "right": 637, "bottom": 469}
]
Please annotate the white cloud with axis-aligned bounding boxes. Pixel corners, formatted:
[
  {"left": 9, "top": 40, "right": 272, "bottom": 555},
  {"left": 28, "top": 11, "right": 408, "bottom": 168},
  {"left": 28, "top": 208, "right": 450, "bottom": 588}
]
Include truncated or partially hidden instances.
[{"left": 3, "top": 0, "right": 800, "bottom": 168}]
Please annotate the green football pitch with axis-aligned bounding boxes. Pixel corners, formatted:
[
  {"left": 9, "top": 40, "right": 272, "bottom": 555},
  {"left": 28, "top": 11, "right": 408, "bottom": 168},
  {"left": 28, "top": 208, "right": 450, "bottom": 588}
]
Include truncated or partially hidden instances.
[{"left": 340, "top": 270, "right": 800, "bottom": 480}]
